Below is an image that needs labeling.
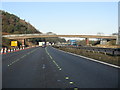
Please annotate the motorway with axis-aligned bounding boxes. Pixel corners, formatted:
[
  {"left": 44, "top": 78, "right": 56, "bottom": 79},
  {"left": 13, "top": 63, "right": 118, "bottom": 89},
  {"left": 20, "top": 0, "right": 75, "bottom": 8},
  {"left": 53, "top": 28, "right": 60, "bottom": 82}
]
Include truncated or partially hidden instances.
[{"left": 2, "top": 46, "right": 119, "bottom": 88}]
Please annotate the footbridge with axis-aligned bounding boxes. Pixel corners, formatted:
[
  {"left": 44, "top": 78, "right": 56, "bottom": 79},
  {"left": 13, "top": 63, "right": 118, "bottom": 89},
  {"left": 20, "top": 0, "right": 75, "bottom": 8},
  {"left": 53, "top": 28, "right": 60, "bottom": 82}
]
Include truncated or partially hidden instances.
[{"left": 2, "top": 34, "right": 117, "bottom": 46}]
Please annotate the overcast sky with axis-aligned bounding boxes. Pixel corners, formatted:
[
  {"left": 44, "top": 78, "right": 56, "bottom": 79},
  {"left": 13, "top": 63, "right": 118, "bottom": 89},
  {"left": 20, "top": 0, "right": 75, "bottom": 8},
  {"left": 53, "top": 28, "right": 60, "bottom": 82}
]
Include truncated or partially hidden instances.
[{"left": 2, "top": 2, "right": 118, "bottom": 35}]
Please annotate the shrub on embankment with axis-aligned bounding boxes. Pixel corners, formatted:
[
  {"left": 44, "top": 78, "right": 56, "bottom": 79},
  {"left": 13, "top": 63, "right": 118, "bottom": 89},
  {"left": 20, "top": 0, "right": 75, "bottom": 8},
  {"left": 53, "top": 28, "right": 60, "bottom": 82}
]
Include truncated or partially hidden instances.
[{"left": 53, "top": 46, "right": 119, "bottom": 66}]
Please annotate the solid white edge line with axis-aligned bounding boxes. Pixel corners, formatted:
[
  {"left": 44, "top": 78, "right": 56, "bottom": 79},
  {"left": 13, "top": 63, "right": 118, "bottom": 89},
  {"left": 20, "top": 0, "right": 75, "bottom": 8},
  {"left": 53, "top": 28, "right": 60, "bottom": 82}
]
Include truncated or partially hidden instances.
[{"left": 52, "top": 47, "right": 120, "bottom": 69}]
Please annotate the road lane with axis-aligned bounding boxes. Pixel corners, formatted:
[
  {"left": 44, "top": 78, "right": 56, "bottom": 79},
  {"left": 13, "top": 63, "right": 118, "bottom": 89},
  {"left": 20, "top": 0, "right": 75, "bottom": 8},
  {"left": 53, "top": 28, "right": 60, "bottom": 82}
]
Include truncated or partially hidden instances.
[
  {"left": 47, "top": 46, "right": 119, "bottom": 88},
  {"left": 3, "top": 47, "right": 70, "bottom": 88},
  {"left": 2, "top": 46, "right": 119, "bottom": 88},
  {"left": 2, "top": 47, "right": 38, "bottom": 73}
]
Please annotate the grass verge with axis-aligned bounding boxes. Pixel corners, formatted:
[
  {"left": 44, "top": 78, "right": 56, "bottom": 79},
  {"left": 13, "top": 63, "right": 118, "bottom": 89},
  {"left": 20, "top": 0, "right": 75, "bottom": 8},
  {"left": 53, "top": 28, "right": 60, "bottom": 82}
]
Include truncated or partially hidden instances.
[{"left": 53, "top": 46, "right": 120, "bottom": 66}]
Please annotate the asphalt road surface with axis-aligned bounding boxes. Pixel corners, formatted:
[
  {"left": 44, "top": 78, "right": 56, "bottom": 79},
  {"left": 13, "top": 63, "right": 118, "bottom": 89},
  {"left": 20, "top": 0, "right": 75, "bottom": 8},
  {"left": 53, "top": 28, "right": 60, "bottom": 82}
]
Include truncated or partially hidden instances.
[{"left": 2, "top": 46, "right": 119, "bottom": 88}]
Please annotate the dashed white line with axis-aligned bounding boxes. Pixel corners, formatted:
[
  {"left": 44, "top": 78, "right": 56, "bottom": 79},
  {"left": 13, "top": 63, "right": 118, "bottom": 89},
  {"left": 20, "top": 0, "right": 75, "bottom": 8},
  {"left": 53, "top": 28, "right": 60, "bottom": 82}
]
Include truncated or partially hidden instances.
[
  {"left": 42, "top": 64, "right": 46, "bottom": 69},
  {"left": 69, "top": 81, "right": 74, "bottom": 84},
  {"left": 46, "top": 47, "right": 76, "bottom": 87},
  {"left": 45, "top": 47, "right": 62, "bottom": 71},
  {"left": 7, "top": 48, "right": 38, "bottom": 67}
]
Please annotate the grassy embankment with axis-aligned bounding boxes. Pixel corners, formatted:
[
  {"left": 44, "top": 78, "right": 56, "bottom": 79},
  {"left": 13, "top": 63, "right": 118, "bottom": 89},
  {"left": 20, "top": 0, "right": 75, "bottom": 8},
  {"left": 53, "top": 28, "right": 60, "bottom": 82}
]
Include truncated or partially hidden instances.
[{"left": 54, "top": 46, "right": 120, "bottom": 66}]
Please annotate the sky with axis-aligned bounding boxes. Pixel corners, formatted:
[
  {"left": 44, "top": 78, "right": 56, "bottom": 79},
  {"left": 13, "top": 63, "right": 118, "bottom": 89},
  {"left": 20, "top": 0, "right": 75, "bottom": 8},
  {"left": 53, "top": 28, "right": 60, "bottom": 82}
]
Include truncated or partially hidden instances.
[{"left": 1, "top": 2, "right": 118, "bottom": 35}]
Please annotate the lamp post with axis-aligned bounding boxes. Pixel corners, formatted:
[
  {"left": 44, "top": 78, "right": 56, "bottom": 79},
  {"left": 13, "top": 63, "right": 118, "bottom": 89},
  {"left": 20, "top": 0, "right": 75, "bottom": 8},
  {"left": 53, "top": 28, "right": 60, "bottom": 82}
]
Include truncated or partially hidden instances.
[{"left": 116, "top": 27, "right": 120, "bottom": 45}]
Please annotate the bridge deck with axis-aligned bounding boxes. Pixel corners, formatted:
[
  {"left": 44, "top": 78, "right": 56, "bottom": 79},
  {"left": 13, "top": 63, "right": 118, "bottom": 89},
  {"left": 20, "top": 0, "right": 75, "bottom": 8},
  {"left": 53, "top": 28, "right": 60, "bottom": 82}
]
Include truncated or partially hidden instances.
[{"left": 2, "top": 34, "right": 117, "bottom": 39}]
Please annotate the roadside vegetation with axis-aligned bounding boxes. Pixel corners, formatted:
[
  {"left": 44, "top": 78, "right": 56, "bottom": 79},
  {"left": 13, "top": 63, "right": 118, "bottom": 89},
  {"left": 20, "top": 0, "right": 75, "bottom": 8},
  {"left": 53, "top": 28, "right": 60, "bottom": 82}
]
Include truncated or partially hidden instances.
[
  {"left": 53, "top": 46, "right": 120, "bottom": 66},
  {"left": 2, "top": 10, "right": 41, "bottom": 34},
  {"left": 1, "top": 10, "right": 66, "bottom": 48}
]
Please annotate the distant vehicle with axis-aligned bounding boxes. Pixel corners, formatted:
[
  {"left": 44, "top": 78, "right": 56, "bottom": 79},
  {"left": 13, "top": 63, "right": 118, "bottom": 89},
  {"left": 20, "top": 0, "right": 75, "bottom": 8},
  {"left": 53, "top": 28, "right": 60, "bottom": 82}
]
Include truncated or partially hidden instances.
[
  {"left": 39, "top": 42, "right": 45, "bottom": 47},
  {"left": 39, "top": 42, "right": 43, "bottom": 47}
]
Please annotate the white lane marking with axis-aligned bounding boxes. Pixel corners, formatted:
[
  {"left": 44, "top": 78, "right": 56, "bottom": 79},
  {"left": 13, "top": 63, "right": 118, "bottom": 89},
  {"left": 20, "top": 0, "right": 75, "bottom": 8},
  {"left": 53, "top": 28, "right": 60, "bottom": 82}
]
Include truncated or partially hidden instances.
[
  {"left": 27, "top": 53, "right": 30, "bottom": 55},
  {"left": 53, "top": 47, "right": 120, "bottom": 69},
  {"left": 69, "top": 81, "right": 74, "bottom": 84},
  {"left": 59, "top": 68, "right": 62, "bottom": 70},
  {"left": 42, "top": 64, "right": 46, "bottom": 69},
  {"left": 45, "top": 47, "right": 62, "bottom": 70},
  {"left": 65, "top": 77, "right": 69, "bottom": 80},
  {"left": 49, "top": 55, "right": 53, "bottom": 59},
  {"left": 74, "top": 88, "right": 78, "bottom": 90},
  {"left": 7, "top": 48, "right": 38, "bottom": 67},
  {"left": 21, "top": 55, "right": 26, "bottom": 58},
  {"left": 57, "top": 80, "right": 61, "bottom": 82}
]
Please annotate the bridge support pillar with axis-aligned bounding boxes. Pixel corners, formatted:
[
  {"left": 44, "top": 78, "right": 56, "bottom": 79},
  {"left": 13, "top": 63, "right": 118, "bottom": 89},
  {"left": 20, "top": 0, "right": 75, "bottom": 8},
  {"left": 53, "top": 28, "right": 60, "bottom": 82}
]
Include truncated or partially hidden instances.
[
  {"left": 17, "top": 39, "right": 25, "bottom": 47},
  {"left": 85, "top": 38, "right": 89, "bottom": 45}
]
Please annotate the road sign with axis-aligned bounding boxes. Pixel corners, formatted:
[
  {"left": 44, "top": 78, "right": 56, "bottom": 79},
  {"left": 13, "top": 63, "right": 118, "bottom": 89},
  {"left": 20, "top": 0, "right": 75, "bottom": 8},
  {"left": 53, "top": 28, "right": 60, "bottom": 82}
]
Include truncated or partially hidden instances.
[{"left": 11, "top": 41, "right": 18, "bottom": 46}]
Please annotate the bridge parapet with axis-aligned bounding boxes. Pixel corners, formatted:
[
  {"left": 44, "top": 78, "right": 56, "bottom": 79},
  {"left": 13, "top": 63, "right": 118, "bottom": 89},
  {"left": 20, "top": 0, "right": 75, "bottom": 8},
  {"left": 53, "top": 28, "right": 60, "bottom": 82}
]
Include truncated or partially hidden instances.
[{"left": 2, "top": 34, "right": 117, "bottom": 39}]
